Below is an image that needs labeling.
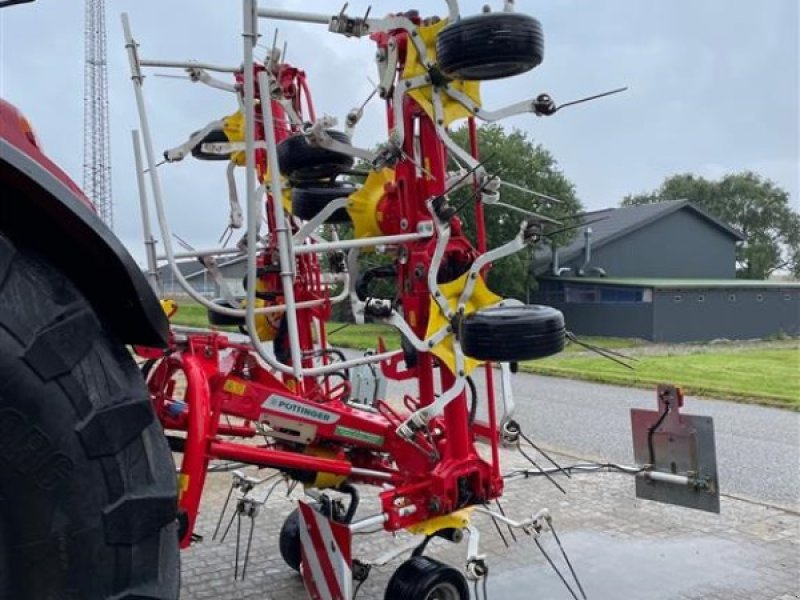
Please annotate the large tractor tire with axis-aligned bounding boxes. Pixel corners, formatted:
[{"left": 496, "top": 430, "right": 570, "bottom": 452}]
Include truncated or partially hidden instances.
[
  {"left": 460, "top": 304, "right": 565, "bottom": 362},
  {"left": 0, "top": 234, "right": 180, "bottom": 600},
  {"left": 436, "top": 12, "right": 545, "bottom": 81},
  {"left": 277, "top": 130, "right": 354, "bottom": 182}
]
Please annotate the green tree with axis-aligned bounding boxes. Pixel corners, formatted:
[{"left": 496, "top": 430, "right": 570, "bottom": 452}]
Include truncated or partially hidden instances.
[
  {"left": 623, "top": 172, "right": 800, "bottom": 279},
  {"left": 447, "top": 124, "right": 582, "bottom": 300}
]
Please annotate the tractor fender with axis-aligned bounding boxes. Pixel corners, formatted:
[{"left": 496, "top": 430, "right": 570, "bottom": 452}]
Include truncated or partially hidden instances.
[{"left": 0, "top": 109, "right": 168, "bottom": 347}]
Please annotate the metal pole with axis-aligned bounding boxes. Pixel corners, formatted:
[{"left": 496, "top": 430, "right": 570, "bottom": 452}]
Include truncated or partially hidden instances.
[
  {"left": 131, "top": 129, "right": 159, "bottom": 294},
  {"left": 239, "top": 1, "right": 306, "bottom": 380},
  {"left": 256, "top": 63, "right": 305, "bottom": 381},
  {"left": 255, "top": 7, "right": 330, "bottom": 24},
  {"left": 139, "top": 58, "right": 239, "bottom": 73}
]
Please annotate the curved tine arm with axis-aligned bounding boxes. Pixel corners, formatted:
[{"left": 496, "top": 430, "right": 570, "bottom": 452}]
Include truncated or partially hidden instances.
[
  {"left": 187, "top": 67, "right": 239, "bottom": 93},
  {"left": 327, "top": 272, "right": 351, "bottom": 306},
  {"left": 375, "top": 37, "right": 400, "bottom": 98},
  {"left": 388, "top": 73, "right": 431, "bottom": 152},
  {"left": 347, "top": 248, "right": 366, "bottom": 324},
  {"left": 292, "top": 196, "right": 350, "bottom": 242},
  {"left": 366, "top": 15, "right": 431, "bottom": 64},
  {"left": 226, "top": 162, "right": 244, "bottom": 229},
  {"left": 456, "top": 222, "right": 528, "bottom": 311},
  {"left": 303, "top": 120, "right": 378, "bottom": 163},
  {"left": 384, "top": 311, "right": 450, "bottom": 353},
  {"left": 424, "top": 201, "right": 458, "bottom": 321},
  {"left": 465, "top": 525, "right": 484, "bottom": 565},
  {"left": 474, "top": 507, "right": 550, "bottom": 534},
  {"left": 163, "top": 119, "right": 225, "bottom": 162},
  {"left": 430, "top": 92, "right": 486, "bottom": 180},
  {"left": 498, "top": 362, "right": 516, "bottom": 424},
  {"left": 443, "top": 85, "right": 546, "bottom": 123},
  {"left": 445, "top": 168, "right": 473, "bottom": 194},
  {"left": 445, "top": 0, "right": 460, "bottom": 21}
]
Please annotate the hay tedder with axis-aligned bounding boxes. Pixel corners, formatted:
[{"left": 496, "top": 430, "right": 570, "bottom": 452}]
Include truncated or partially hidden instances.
[
  {"left": 0, "top": 1, "right": 721, "bottom": 599},
  {"left": 120, "top": 1, "right": 723, "bottom": 598}
]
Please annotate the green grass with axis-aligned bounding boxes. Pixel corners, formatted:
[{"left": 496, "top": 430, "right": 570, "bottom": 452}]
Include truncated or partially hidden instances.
[
  {"left": 171, "top": 303, "right": 219, "bottom": 329},
  {"left": 326, "top": 323, "right": 402, "bottom": 351},
  {"left": 521, "top": 347, "right": 800, "bottom": 409}
]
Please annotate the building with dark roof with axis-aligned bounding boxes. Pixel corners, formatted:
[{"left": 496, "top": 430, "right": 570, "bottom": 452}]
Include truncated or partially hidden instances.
[{"left": 531, "top": 200, "right": 799, "bottom": 341}]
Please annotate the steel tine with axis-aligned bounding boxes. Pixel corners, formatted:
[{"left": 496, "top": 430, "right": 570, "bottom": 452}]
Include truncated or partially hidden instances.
[
  {"left": 534, "top": 538, "right": 581, "bottom": 600},
  {"left": 234, "top": 507, "right": 242, "bottom": 580},
  {"left": 519, "top": 430, "right": 571, "bottom": 479},
  {"left": 213, "top": 482, "right": 236, "bottom": 540},
  {"left": 242, "top": 513, "right": 256, "bottom": 579},
  {"left": 495, "top": 499, "right": 517, "bottom": 543},
  {"left": 484, "top": 503, "right": 510, "bottom": 548},
  {"left": 518, "top": 443, "right": 567, "bottom": 494},
  {"left": 549, "top": 519, "right": 587, "bottom": 600},
  {"left": 260, "top": 476, "right": 284, "bottom": 506},
  {"left": 220, "top": 502, "right": 238, "bottom": 543}
]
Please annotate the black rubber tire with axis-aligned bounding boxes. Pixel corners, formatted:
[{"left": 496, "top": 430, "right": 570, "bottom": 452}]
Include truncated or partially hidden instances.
[
  {"left": 190, "top": 127, "right": 230, "bottom": 161},
  {"left": 277, "top": 130, "right": 354, "bottom": 181},
  {"left": 207, "top": 297, "right": 245, "bottom": 327},
  {"left": 292, "top": 182, "right": 356, "bottom": 224},
  {"left": 279, "top": 508, "right": 302, "bottom": 573},
  {"left": 436, "top": 12, "right": 545, "bottom": 81},
  {"left": 460, "top": 304, "right": 565, "bottom": 362},
  {"left": 384, "top": 556, "right": 469, "bottom": 600},
  {"left": 0, "top": 234, "right": 180, "bottom": 600}
]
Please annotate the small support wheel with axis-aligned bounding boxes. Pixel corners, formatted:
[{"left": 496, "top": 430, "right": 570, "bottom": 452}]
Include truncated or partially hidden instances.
[
  {"left": 292, "top": 182, "right": 356, "bottom": 223},
  {"left": 436, "top": 12, "right": 545, "bottom": 81},
  {"left": 384, "top": 556, "right": 469, "bottom": 600},
  {"left": 278, "top": 508, "right": 302, "bottom": 573},
  {"left": 277, "top": 129, "right": 354, "bottom": 181},
  {"left": 460, "top": 305, "right": 566, "bottom": 362}
]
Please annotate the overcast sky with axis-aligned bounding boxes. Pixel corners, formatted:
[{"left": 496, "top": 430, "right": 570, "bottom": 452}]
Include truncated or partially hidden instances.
[{"left": 1, "top": 0, "right": 797, "bottom": 265}]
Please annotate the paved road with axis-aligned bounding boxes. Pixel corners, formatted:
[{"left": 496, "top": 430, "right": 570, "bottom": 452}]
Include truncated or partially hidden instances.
[{"left": 372, "top": 358, "right": 800, "bottom": 510}]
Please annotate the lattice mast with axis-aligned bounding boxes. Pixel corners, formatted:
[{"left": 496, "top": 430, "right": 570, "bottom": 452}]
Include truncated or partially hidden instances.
[{"left": 83, "top": 0, "right": 113, "bottom": 228}]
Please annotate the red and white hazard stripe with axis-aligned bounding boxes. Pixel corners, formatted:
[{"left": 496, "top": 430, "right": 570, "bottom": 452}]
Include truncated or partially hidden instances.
[{"left": 298, "top": 501, "right": 353, "bottom": 600}]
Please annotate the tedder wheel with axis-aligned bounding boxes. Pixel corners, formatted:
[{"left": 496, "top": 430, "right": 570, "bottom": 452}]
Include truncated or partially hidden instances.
[
  {"left": 460, "top": 304, "right": 566, "bottom": 362},
  {"left": 277, "top": 129, "right": 354, "bottom": 181},
  {"left": 292, "top": 182, "right": 356, "bottom": 224},
  {"left": 384, "top": 556, "right": 469, "bottom": 600},
  {"left": 279, "top": 507, "right": 303, "bottom": 572},
  {"left": 0, "top": 234, "right": 180, "bottom": 599},
  {"left": 436, "top": 12, "right": 545, "bottom": 81},
  {"left": 190, "top": 126, "right": 230, "bottom": 160}
]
